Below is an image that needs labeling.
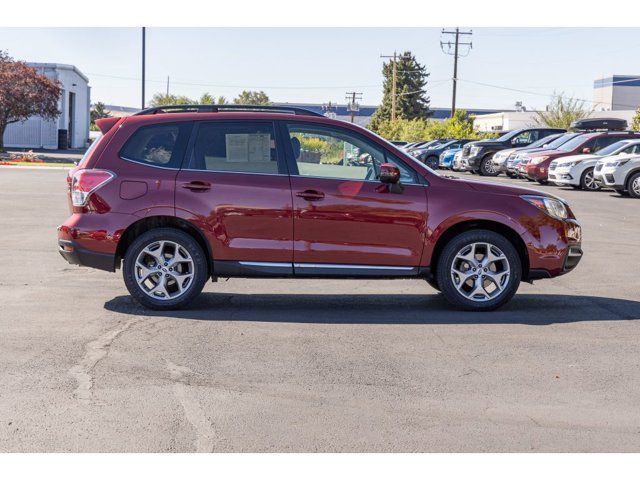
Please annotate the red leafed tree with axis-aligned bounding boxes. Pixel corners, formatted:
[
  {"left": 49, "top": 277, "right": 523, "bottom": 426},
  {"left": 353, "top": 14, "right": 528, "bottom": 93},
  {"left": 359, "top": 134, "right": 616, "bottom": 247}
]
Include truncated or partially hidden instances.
[{"left": 0, "top": 50, "right": 62, "bottom": 151}]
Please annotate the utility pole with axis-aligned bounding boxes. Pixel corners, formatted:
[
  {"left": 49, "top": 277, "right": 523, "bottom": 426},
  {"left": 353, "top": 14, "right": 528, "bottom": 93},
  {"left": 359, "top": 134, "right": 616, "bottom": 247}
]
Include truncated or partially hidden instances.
[
  {"left": 141, "top": 27, "right": 146, "bottom": 109},
  {"left": 440, "top": 28, "right": 472, "bottom": 116},
  {"left": 166, "top": 76, "right": 170, "bottom": 96},
  {"left": 380, "top": 52, "right": 398, "bottom": 120},
  {"left": 345, "top": 92, "right": 362, "bottom": 123}
]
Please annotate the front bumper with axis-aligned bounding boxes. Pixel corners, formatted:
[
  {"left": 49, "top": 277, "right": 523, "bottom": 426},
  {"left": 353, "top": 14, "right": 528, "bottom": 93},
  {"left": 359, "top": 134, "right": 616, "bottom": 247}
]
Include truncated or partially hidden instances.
[
  {"left": 466, "top": 153, "right": 483, "bottom": 169},
  {"left": 524, "top": 216, "right": 582, "bottom": 280},
  {"left": 600, "top": 166, "right": 626, "bottom": 188},
  {"left": 526, "top": 163, "right": 548, "bottom": 181},
  {"left": 548, "top": 166, "right": 578, "bottom": 186}
]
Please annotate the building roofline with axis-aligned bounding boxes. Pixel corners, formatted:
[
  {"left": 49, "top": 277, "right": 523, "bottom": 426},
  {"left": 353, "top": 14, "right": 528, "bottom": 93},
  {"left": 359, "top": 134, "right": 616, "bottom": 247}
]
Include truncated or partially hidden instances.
[{"left": 25, "top": 62, "right": 89, "bottom": 83}]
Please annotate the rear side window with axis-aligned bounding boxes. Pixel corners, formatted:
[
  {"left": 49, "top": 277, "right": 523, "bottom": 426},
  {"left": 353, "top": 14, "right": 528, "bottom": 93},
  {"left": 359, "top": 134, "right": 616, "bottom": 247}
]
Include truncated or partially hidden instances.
[
  {"left": 120, "top": 123, "right": 191, "bottom": 168},
  {"left": 188, "top": 122, "right": 280, "bottom": 174}
]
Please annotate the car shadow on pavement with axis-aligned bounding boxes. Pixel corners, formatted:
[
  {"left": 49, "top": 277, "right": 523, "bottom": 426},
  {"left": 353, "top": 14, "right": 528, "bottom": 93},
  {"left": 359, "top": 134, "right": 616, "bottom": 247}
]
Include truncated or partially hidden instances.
[{"left": 104, "top": 293, "right": 640, "bottom": 325}]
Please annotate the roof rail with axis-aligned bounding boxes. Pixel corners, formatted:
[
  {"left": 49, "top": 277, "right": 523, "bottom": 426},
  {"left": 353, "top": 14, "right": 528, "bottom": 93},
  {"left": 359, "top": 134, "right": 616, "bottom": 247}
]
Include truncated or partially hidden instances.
[{"left": 134, "top": 104, "right": 324, "bottom": 117}]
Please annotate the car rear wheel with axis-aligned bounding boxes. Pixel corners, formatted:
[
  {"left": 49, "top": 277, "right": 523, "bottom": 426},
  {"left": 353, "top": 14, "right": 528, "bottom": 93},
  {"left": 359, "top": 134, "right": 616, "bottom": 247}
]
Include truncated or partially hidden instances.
[
  {"left": 436, "top": 230, "right": 522, "bottom": 311},
  {"left": 479, "top": 155, "right": 499, "bottom": 176},
  {"left": 580, "top": 167, "right": 601, "bottom": 191},
  {"left": 628, "top": 172, "right": 640, "bottom": 199},
  {"left": 123, "top": 228, "right": 208, "bottom": 310}
]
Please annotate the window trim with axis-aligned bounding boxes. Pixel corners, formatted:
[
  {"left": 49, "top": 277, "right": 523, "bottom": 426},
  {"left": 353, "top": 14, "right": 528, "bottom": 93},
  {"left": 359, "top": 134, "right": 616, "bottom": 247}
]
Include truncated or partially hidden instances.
[
  {"left": 182, "top": 120, "right": 288, "bottom": 176},
  {"left": 279, "top": 120, "right": 423, "bottom": 185},
  {"left": 118, "top": 121, "right": 193, "bottom": 170}
]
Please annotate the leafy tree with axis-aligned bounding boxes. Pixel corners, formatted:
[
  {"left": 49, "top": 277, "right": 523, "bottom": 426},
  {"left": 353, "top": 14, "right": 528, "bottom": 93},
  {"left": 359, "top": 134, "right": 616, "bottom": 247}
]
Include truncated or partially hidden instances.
[
  {"left": 149, "top": 93, "right": 195, "bottom": 107},
  {"left": 233, "top": 90, "right": 270, "bottom": 105},
  {"left": 199, "top": 92, "right": 227, "bottom": 105},
  {"left": 369, "top": 51, "right": 431, "bottom": 132},
  {"left": 0, "top": 50, "right": 61, "bottom": 151},
  {"left": 632, "top": 107, "right": 640, "bottom": 131},
  {"left": 90, "top": 102, "right": 110, "bottom": 130},
  {"left": 373, "top": 110, "right": 484, "bottom": 142},
  {"left": 534, "top": 92, "right": 592, "bottom": 129}
]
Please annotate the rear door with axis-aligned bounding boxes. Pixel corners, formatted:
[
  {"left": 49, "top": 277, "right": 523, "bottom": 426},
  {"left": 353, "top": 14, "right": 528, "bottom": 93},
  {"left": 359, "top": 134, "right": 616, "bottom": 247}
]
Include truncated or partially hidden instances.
[{"left": 174, "top": 120, "right": 293, "bottom": 272}]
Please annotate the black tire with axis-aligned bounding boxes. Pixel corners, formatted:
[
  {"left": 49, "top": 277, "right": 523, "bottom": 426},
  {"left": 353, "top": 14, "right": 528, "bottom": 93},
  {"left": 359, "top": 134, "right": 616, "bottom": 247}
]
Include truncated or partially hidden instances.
[
  {"left": 425, "top": 155, "right": 439, "bottom": 170},
  {"left": 537, "top": 179, "right": 548, "bottom": 185},
  {"left": 506, "top": 171, "right": 515, "bottom": 178},
  {"left": 436, "top": 230, "right": 522, "bottom": 311},
  {"left": 123, "top": 228, "right": 208, "bottom": 310},
  {"left": 627, "top": 172, "right": 640, "bottom": 199},
  {"left": 579, "top": 167, "right": 601, "bottom": 191},
  {"left": 479, "top": 154, "right": 499, "bottom": 177},
  {"left": 614, "top": 188, "right": 628, "bottom": 196}
]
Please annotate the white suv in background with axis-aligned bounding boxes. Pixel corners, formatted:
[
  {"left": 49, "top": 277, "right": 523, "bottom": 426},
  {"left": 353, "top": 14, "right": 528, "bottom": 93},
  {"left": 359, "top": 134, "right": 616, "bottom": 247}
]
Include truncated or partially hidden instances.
[
  {"left": 549, "top": 139, "right": 640, "bottom": 191},
  {"left": 600, "top": 154, "right": 640, "bottom": 198}
]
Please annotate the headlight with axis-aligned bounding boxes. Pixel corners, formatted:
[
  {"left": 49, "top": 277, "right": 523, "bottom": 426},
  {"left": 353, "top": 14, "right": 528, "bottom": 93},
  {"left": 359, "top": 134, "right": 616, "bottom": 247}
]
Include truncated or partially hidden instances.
[
  {"left": 521, "top": 195, "right": 569, "bottom": 220},
  {"left": 530, "top": 156, "right": 549, "bottom": 165},
  {"left": 564, "top": 160, "right": 582, "bottom": 167},
  {"left": 470, "top": 146, "right": 481, "bottom": 156},
  {"left": 608, "top": 159, "right": 630, "bottom": 167}
]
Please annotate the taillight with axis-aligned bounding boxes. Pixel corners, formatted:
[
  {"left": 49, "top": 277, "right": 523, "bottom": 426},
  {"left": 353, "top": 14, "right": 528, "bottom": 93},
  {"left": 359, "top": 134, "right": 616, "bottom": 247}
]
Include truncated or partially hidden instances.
[{"left": 71, "top": 169, "right": 115, "bottom": 206}]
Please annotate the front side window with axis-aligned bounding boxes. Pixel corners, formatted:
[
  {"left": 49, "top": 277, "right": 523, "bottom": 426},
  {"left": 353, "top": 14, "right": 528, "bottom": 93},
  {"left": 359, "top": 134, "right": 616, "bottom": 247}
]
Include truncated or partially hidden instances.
[
  {"left": 285, "top": 123, "right": 417, "bottom": 183},
  {"left": 120, "top": 123, "right": 190, "bottom": 168},
  {"left": 511, "top": 131, "right": 539, "bottom": 145},
  {"left": 189, "top": 122, "right": 279, "bottom": 174}
]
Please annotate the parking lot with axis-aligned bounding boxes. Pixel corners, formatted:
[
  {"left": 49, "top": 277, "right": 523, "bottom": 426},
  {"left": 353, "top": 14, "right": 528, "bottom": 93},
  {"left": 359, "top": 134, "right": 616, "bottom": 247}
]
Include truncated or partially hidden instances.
[{"left": 1, "top": 166, "right": 640, "bottom": 452}]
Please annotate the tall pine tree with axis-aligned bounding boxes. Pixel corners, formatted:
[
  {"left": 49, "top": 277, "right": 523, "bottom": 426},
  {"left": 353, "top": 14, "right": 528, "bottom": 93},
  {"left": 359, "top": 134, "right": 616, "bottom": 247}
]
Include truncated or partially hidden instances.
[{"left": 369, "top": 51, "right": 431, "bottom": 131}]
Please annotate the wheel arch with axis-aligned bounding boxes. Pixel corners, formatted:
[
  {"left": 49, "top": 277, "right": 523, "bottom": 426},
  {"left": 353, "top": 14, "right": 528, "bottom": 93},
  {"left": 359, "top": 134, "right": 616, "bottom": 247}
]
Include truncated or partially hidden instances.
[
  {"left": 115, "top": 216, "right": 213, "bottom": 277},
  {"left": 625, "top": 167, "right": 640, "bottom": 189},
  {"left": 429, "top": 219, "right": 530, "bottom": 281}
]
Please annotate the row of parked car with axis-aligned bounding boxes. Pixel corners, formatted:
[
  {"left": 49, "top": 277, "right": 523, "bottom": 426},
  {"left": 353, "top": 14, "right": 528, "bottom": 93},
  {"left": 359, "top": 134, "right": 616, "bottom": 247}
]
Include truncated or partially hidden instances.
[{"left": 399, "top": 118, "right": 640, "bottom": 198}]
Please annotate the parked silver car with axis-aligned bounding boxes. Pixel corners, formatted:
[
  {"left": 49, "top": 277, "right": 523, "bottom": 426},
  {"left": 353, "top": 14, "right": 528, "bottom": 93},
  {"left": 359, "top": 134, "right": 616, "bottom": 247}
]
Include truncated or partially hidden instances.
[{"left": 600, "top": 153, "right": 640, "bottom": 197}]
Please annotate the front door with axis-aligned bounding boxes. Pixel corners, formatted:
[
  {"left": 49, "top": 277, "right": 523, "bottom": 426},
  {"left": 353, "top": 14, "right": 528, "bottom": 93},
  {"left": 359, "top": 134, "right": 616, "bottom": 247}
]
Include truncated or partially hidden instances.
[
  {"left": 282, "top": 122, "right": 428, "bottom": 270},
  {"left": 175, "top": 121, "right": 293, "bottom": 272}
]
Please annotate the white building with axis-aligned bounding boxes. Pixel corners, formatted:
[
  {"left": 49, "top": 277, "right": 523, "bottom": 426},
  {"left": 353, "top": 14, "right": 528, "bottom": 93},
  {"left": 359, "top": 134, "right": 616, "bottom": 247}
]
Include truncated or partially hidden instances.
[
  {"left": 3, "top": 63, "right": 90, "bottom": 150},
  {"left": 593, "top": 75, "right": 640, "bottom": 111}
]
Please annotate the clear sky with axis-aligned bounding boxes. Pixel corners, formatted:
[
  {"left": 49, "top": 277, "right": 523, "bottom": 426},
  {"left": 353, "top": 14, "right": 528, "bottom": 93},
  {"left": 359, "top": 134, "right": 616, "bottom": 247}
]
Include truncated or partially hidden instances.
[{"left": 1, "top": 27, "right": 638, "bottom": 110}]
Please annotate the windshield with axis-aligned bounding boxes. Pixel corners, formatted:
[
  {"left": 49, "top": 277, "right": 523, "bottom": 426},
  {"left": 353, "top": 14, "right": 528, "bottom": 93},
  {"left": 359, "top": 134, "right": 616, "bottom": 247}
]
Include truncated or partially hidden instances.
[
  {"left": 495, "top": 130, "right": 519, "bottom": 142},
  {"left": 595, "top": 141, "right": 631, "bottom": 156},
  {"left": 557, "top": 134, "right": 592, "bottom": 152}
]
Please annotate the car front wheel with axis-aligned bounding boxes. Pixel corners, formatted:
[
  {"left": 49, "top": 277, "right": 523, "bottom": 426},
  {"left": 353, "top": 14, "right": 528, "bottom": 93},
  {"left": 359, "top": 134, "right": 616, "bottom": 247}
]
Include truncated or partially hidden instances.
[
  {"left": 436, "top": 230, "right": 522, "bottom": 311},
  {"left": 123, "top": 228, "right": 208, "bottom": 310},
  {"left": 627, "top": 172, "right": 640, "bottom": 199},
  {"left": 580, "top": 167, "right": 601, "bottom": 191},
  {"left": 479, "top": 155, "right": 499, "bottom": 176}
]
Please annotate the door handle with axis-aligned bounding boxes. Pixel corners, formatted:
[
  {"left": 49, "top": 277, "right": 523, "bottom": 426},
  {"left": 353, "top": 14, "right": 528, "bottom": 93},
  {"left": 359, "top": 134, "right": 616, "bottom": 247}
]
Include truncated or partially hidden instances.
[
  {"left": 181, "top": 181, "right": 211, "bottom": 192},
  {"left": 295, "top": 189, "right": 324, "bottom": 201}
]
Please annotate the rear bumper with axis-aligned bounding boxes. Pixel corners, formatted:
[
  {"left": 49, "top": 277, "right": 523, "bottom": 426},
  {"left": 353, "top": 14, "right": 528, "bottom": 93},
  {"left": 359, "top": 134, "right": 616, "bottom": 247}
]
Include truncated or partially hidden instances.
[
  {"left": 57, "top": 212, "right": 138, "bottom": 271},
  {"left": 58, "top": 240, "right": 116, "bottom": 272}
]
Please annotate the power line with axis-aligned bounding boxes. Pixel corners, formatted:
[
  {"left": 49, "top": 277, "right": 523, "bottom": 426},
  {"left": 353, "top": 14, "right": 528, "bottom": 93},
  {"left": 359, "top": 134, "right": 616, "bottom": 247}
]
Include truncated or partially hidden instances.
[
  {"left": 457, "top": 78, "right": 640, "bottom": 110},
  {"left": 441, "top": 28, "right": 473, "bottom": 116}
]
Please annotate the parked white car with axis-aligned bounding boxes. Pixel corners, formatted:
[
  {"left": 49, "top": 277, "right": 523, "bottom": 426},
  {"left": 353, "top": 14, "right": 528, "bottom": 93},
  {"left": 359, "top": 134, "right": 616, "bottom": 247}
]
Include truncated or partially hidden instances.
[
  {"left": 549, "top": 139, "right": 640, "bottom": 191},
  {"left": 451, "top": 151, "right": 465, "bottom": 171},
  {"left": 600, "top": 154, "right": 640, "bottom": 198}
]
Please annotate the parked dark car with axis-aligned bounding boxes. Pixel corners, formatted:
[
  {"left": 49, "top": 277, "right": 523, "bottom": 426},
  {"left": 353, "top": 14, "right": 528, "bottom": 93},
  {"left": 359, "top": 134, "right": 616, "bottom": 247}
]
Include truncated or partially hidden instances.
[
  {"left": 58, "top": 104, "right": 582, "bottom": 312},
  {"left": 413, "top": 139, "right": 474, "bottom": 169},
  {"left": 461, "top": 128, "right": 566, "bottom": 176}
]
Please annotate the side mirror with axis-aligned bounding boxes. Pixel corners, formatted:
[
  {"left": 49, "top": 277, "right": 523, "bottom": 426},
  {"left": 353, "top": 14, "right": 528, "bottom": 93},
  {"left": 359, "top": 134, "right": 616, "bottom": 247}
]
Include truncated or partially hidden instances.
[
  {"left": 582, "top": 148, "right": 591, "bottom": 154},
  {"left": 379, "top": 163, "right": 400, "bottom": 184}
]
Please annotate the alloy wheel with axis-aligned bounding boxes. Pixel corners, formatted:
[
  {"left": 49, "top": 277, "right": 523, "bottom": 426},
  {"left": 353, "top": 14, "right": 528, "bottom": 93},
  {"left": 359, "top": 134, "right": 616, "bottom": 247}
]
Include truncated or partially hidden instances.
[
  {"left": 135, "top": 240, "right": 195, "bottom": 300},
  {"left": 632, "top": 177, "right": 640, "bottom": 196},
  {"left": 450, "top": 242, "right": 511, "bottom": 302},
  {"left": 583, "top": 170, "right": 600, "bottom": 190}
]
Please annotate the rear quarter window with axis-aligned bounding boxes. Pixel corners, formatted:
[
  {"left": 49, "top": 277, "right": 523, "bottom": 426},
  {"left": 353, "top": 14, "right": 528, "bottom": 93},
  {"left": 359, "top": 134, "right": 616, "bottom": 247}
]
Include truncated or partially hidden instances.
[{"left": 120, "top": 122, "right": 192, "bottom": 169}]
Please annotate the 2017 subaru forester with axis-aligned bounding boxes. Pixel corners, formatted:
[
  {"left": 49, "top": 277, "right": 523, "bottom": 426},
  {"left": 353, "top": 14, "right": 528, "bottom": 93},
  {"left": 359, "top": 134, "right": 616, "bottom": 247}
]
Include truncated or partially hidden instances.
[{"left": 58, "top": 105, "right": 583, "bottom": 311}]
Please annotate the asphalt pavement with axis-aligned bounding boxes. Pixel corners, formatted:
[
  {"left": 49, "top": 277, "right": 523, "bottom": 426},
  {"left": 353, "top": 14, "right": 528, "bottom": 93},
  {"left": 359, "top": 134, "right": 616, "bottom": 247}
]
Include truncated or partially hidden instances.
[{"left": 1, "top": 167, "right": 639, "bottom": 452}]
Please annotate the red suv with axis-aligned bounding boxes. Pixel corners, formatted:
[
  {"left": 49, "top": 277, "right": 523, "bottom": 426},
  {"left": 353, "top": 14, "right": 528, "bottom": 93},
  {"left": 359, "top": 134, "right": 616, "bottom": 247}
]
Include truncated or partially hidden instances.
[
  {"left": 58, "top": 105, "right": 583, "bottom": 311},
  {"left": 526, "top": 131, "right": 640, "bottom": 183}
]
